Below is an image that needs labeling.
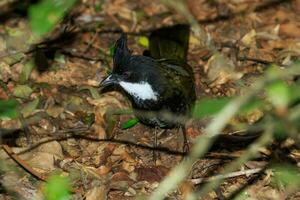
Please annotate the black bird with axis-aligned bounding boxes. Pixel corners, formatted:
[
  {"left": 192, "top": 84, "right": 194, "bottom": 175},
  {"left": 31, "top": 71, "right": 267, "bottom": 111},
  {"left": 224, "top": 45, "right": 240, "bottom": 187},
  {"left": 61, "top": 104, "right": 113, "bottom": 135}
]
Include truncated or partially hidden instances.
[{"left": 100, "top": 25, "right": 196, "bottom": 152}]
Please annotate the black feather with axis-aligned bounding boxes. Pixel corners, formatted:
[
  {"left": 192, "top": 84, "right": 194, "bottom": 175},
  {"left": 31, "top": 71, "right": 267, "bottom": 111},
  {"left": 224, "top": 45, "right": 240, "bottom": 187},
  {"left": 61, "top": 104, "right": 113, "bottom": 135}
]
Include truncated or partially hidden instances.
[{"left": 113, "top": 33, "right": 131, "bottom": 69}]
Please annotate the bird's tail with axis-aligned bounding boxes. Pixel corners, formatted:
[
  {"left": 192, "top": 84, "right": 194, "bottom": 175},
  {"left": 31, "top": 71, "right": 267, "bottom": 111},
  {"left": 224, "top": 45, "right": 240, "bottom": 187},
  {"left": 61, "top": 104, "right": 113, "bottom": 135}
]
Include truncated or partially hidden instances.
[{"left": 148, "top": 24, "right": 190, "bottom": 62}]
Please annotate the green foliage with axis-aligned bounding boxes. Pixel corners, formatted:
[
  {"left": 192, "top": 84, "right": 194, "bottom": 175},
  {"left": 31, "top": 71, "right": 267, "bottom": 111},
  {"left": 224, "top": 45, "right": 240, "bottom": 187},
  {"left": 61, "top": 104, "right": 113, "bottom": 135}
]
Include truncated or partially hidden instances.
[
  {"left": 138, "top": 36, "right": 149, "bottom": 48},
  {"left": 0, "top": 99, "right": 19, "bottom": 120},
  {"left": 240, "top": 98, "right": 263, "bottom": 114},
  {"left": 192, "top": 97, "right": 231, "bottom": 119},
  {"left": 266, "top": 80, "right": 290, "bottom": 108},
  {"left": 289, "top": 83, "right": 300, "bottom": 105},
  {"left": 29, "top": 0, "right": 77, "bottom": 36},
  {"left": 273, "top": 165, "right": 300, "bottom": 189},
  {"left": 44, "top": 174, "right": 71, "bottom": 200},
  {"left": 121, "top": 118, "right": 139, "bottom": 129}
]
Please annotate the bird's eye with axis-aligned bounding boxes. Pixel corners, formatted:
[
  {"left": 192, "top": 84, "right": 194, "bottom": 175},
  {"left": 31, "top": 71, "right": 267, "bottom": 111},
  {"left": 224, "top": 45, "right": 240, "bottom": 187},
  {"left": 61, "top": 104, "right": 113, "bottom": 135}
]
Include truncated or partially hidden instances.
[{"left": 123, "top": 71, "right": 132, "bottom": 78}]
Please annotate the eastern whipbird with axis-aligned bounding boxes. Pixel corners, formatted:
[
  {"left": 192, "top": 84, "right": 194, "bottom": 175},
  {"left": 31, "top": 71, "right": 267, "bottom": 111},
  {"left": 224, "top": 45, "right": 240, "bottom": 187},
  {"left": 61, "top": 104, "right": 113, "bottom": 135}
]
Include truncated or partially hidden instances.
[{"left": 100, "top": 25, "right": 196, "bottom": 153}]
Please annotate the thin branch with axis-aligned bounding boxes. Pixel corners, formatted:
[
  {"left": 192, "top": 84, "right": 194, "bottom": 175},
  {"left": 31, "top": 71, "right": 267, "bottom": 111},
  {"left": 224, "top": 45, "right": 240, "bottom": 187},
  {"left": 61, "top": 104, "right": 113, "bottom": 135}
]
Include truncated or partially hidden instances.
[
  {"left": 2, "top": 144, "right": 47, "bottom": 181},
  {"left": 190, "top": 168, "right": 263, "bottom": 185}
]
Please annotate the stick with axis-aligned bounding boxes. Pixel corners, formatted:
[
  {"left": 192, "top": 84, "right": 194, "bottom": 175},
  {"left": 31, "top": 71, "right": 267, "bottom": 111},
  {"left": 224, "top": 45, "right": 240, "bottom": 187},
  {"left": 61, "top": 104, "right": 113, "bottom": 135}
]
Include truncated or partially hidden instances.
[
  {"left": 190, "top": 168, "right": 263, "bottom": 185},
  {"left": 2, "top": 144, "right": 47, "bottom": 181}
]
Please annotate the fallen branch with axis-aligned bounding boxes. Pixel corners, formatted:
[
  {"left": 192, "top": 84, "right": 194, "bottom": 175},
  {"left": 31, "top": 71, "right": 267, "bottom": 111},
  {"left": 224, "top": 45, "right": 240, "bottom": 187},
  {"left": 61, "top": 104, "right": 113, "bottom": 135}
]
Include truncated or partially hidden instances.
[
  {"left": 190, "top": 168, "right": 263, "bottom": 185},
  {"left": 2, "top": 144, "right": 47, "bottom": 181}
]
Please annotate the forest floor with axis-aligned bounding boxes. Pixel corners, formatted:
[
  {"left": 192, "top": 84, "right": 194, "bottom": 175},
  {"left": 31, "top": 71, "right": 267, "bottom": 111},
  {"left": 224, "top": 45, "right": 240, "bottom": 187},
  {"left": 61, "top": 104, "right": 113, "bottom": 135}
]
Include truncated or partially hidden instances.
[{"left": 1, "top": 0, "right": 300, "bottom": 199}]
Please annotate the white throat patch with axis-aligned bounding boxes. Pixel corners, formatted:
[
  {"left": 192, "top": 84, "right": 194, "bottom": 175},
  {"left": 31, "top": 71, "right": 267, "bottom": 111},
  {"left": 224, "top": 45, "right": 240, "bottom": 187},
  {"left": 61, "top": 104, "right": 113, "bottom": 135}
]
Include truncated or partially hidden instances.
[{"left": 119, "top": 81, "right": 158, "bottom": 101}]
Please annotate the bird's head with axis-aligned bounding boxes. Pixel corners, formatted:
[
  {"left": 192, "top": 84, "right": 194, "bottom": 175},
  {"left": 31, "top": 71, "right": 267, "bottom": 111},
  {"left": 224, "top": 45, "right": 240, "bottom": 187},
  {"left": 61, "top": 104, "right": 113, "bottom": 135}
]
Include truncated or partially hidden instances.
[{"left": 100, "top": 34, "right": 161, "bottom": 101}]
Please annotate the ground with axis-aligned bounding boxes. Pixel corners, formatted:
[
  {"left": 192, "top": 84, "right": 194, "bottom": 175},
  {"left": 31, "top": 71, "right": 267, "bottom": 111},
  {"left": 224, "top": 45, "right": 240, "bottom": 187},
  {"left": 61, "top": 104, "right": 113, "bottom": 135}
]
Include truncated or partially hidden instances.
[{"left": 1, "top": 0, "right": 300, "bottom": 199}]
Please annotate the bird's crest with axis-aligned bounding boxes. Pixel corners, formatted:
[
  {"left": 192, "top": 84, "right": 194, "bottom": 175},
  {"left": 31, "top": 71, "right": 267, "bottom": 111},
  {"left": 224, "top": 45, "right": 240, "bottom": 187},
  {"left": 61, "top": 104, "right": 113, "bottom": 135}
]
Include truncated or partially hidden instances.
[{"left": 113, "top": 33, "right": 131, "bottom": 69}]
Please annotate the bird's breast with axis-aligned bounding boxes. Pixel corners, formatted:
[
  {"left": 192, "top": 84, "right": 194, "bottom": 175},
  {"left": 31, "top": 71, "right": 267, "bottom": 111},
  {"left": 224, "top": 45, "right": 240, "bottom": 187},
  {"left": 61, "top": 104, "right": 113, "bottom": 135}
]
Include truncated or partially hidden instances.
[{"left": 119, "top": 81, "right": 159, "bottom": 101}]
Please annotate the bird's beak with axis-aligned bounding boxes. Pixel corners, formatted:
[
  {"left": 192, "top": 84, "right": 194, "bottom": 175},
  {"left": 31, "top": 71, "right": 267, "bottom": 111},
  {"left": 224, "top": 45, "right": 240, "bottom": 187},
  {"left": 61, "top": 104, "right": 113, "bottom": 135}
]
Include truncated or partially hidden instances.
[{"left": 99, "top": 74, "right": 119, "bottom": 92}]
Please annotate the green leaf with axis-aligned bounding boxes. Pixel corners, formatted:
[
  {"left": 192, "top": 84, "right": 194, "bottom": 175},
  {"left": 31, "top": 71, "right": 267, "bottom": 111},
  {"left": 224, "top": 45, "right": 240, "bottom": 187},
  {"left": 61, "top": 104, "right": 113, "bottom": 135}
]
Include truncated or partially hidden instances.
[
  {"left": 29, "top": 0, "right": 77, "bottom": 36},
  {"left": 121, "top": 118, "right": 139, "bottom": 129},
  {"left": 266, "top": 80, "right": 290, "bottom": 108},
  {"left": 138, "top": 36, "right": 149, "bottom": 48},
  {"left": 21, "top": 98, "right": 39, "bottom": 117},
  {"left": 13, "top": 85, "right": 33, "bottom": 98},
  {"left": 273, "top": 165, "right": 300, "bottom": 188},
  {"left": 239, "top": 98, "right": 263, "bottom": 114},
  {"left": 289, "top": 84, "right": 300, "bottom": 105},
  {"left": 192, "top": 97, "right": 232, "bottom": 119},
  {"left": 20, "top": 59, "right": 34, "bottom": 83},
  {"left": 0, "top": 99, "right": 19, "bottom": 120},
  {"left": 44, "top": 174, "right": 71, "bottom": 200}
]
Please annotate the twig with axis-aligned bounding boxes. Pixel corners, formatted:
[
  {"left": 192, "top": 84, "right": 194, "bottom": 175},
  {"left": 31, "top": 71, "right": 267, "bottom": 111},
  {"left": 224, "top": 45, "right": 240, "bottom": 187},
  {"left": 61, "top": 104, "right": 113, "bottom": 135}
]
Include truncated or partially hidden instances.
[
  {"left": 2, "top": 144, "right": 47, "bottom": 181},
  {"left": 225, "top": 161, "right": 270, "bottom": 200},
  {"left": 190, "top": 168, "right": 263, "bottom": 185}
]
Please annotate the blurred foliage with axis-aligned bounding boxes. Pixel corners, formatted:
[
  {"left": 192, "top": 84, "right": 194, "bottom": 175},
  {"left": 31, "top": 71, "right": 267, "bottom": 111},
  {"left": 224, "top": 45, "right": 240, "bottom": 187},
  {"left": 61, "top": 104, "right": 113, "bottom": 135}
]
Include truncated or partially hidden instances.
[
  {"left": 0, "top": 99, "right": 19, "bottom": 120},
  {"left": 193, "top": 97, "right": 231, "bottom": 119},
  {"left": 266, "top": 80, "right": 290, "bottom": 108},
  {"left": 272, "top": 165, "right": 300, "bottom": 190},
  {"left": 44, "top": 174, "right": 71, "bottom": 200},
  {"left": 29, "top": 0, "right": 77, "bottom": 36}
]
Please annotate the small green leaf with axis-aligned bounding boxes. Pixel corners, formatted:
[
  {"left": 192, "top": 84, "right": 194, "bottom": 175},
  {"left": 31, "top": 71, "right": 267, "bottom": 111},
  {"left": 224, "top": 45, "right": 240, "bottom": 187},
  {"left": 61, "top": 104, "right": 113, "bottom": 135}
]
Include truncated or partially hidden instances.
[
  {"left": 0, "top": 99, "right": 19, "bottom": 120},
  {"left": 138, "top": 36, "right": 149, "bottom": 48},
  {"left": 29, "top": 0, "right": 77, "bottom": 36},
  {"left": 20, "top": 59, "right": 34, "bottom": 83},
  {"left": 21, "top": 98, "right": 39, "bottom": 117},
  {"left": 266, "top": 80, "right": 290, "bottom": 108},
  {"left": 44, "top": 174, "right": 71, "bottom": 200},
  {"left": 13, "top": 85, "right": 33, "bottom": 98},
  {"left": 121, "top": 118, "right": 139, "bottom": 129},
  {"left": 192, "top": 97, "right": 232, "bottom": 119}
]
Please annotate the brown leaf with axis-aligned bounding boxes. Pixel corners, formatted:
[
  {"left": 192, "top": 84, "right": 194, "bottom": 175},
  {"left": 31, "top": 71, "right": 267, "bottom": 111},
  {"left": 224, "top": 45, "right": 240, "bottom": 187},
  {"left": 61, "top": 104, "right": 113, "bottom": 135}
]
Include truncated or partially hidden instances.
[
  {"left": 86, "top": 185, "right": 108, "bottom": 200},
  {"left": 135, "top": 166, "right": 169, "bottom": 183},
  {"left": 279, "top": 23, "right": 300, "bottom": 38},
  {"left": 111, "top": 172, "right": 134, "bottom": 185}
]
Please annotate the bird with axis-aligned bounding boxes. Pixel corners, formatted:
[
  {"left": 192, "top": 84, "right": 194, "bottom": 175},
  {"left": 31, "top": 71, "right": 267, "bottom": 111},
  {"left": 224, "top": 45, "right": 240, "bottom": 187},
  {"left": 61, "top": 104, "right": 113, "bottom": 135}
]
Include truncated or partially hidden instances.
[{"left": 100, "top": 25, "right": 196, "bottom": 153}]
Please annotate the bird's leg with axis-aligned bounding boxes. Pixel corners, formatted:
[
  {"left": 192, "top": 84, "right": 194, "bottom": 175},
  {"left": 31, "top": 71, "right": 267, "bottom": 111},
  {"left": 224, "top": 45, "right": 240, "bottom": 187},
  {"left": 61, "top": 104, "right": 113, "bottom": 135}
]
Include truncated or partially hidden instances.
[
  {"left": 181, "top": 126, "right": 189, "bottom": 154},
  {"left": 153, "top": 127, "right": 166, "bottom": 164}
]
